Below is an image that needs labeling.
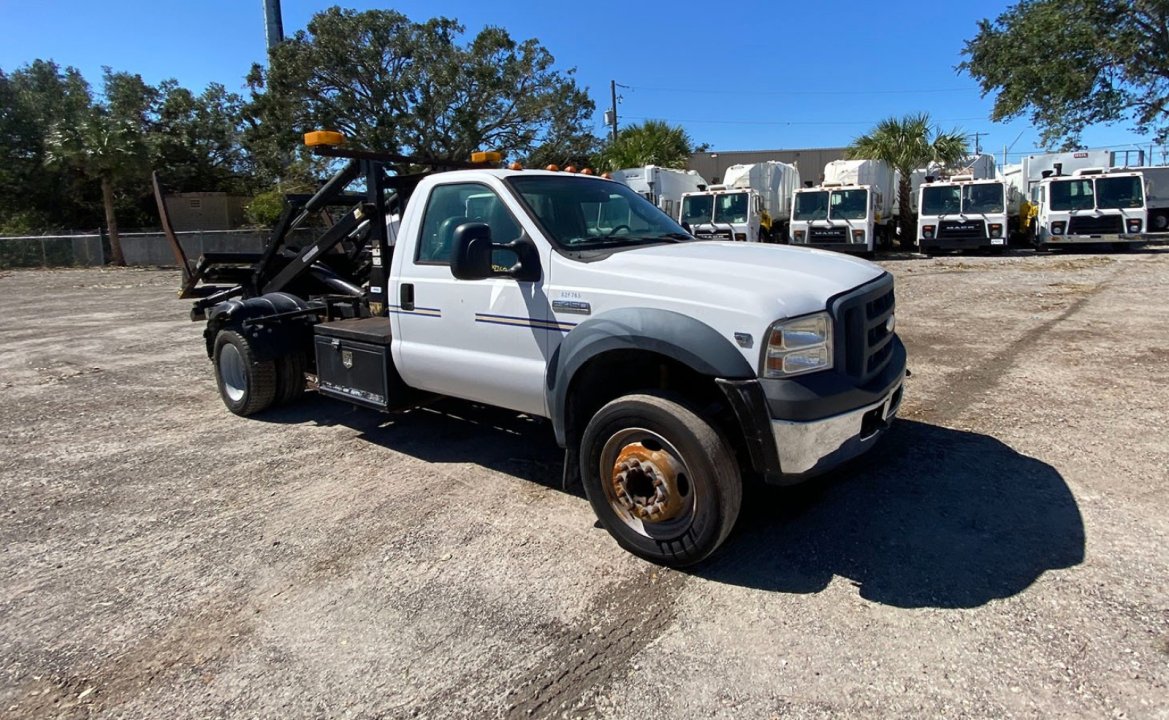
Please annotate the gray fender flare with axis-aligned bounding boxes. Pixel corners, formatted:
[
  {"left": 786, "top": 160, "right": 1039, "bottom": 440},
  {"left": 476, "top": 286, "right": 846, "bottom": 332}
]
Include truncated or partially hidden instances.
[{"left": 546, "top": 307, "right": 755, "bottom": 445}]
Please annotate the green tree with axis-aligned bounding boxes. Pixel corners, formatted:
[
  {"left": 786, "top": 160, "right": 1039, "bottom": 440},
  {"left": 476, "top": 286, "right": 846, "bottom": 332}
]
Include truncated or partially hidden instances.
[
  {"left": 154, "top": 80, "right": 250, "bottom": 194},
  {"left": 244, "top": 6, "right": 594, "bottom": 173},
  {"left": 846, "top": 114, "right": 968, "bottom": 247},
  {"left": 597, "top": 120, "right": 694, "bottom": 171},
  {"left": 959, "top": 0, "right": 1169, "bottom": 147},
  {"left": 0, "top": 61, "right": 95, "bottom": 232},
  {"left": 45, "top": 111, "right": 149, "bottom": 265}
]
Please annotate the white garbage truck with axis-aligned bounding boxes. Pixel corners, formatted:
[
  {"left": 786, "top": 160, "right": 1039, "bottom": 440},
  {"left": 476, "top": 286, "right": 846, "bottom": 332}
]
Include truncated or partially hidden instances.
[
  {"left": 678, "top": 161, "right": 800, "bottom": 243},
  {"left": 1028, "top": 165, "right": 1148, "bottom": 249},
  {"left": 1133, "top": 166, "right": 1169, "bottom": 235},
  {"left": 916, "top": 174, "right": 1020, "bottom": 252},
  {"left": 790, "top": 159, "right": 897, "bottom": 255},
  {"left": 611, "top": 165, "right": 707, "bottom": 221}
]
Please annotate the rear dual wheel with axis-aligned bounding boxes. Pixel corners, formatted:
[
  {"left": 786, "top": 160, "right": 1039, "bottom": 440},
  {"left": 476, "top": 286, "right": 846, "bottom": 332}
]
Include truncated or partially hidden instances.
[
  {"left": 214, "top": 330, "right": 306, "bottom": 416},
  {"left": 580, "top": 394, "right": 742, "bottom": 567},
  {"left": 214, "top": 330, "right": 277, "bottom": 416}
]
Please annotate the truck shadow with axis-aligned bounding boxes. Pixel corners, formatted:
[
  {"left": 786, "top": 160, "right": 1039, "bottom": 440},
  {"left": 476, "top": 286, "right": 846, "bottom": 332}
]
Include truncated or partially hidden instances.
[
  {"left": 697, "top": 418, "right": 1085, "bottom": 608},
  {"left": 259, "top": 394, "right": 574, "bottom": 493},
  {"left": 260, "top": 399, "right": 1084, "bottom": 609}
]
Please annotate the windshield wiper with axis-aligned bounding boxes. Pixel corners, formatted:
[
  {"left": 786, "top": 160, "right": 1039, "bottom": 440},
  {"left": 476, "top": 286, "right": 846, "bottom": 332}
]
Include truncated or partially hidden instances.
[{"left": 575, "top": 234, "right": 687, "bottom": 248}]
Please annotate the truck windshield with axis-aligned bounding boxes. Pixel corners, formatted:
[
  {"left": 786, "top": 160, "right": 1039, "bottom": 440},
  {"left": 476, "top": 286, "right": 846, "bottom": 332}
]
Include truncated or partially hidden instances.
[
  {"left": 680, "top": 194, "right": 713, "bottom": 225},
  {"left": 793, "top": 191, "right": 829, "bottom": 221},
  {"left": 1094, "top": 176, "right": 1143, "bottom": 209},
  {"left": 829, "top": 189, "right": 867, "bottom": 220},
  {"left": 962, "top": 183, "right": 1005, "bottom": 214},
  {"left": 507, "top": 175, "right": 693, "bottom": 250},
  {"left": 713, "top": 192, "right": 749, "bottom": 223},
  {"left": 1049, "top": 179, "right": 1094, "bottom": 211},
  {"left": 921, "top": 186, "right": 961, "bottom": 216}
]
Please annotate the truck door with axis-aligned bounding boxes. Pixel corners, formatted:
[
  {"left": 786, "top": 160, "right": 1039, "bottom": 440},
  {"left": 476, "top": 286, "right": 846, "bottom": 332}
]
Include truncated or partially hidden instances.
[{"left": 392, "top": 180, "right": 551, "bottom": 417}]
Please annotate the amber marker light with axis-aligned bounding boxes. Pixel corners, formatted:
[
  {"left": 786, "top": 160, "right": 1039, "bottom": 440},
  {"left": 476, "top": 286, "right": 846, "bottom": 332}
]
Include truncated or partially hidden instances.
[{"left": 304, "top": 130, "right": 345, "bottom": 147}]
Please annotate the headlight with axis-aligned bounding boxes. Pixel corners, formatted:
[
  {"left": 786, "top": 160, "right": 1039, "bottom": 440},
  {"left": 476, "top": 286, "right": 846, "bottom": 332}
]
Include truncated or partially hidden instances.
[
  {"left": 1126, "top": 218, "right": 1142, "bottom": 233},
  {"left": 852, "top": 229, "right": 865, "bottom": 243},
  {"left": 763, "top": 312, "right": 833, "bottom": 378},
  {"left": 793, "top": 230, "right": 806, "bottom": 243},
  {"left": 1051, "top": 221, "right": 1065, "bottom": 235},
  {"left": 990, "top": 223, "right": 1003, "bottom": 237},
  {"left": 922, "top": 225, "right": 935, "bottom": 239}
]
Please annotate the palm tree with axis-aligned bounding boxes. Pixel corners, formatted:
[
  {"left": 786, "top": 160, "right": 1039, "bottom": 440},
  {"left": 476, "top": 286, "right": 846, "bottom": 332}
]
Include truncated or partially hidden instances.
[
  {"left": 45, "top": 113, "right": 147, "bottom": 266},
  {"left": 599, "top": 120, "right": 695, "bottom": 171},
  {"left": 847, "top": 114, "right": 968, "bottom": 247}
]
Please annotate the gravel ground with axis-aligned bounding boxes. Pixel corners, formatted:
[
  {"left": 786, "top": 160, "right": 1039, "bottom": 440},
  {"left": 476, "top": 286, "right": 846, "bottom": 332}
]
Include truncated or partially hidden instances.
[{"left": 1, "top": 250, "right": 1166, "bottom": 719}]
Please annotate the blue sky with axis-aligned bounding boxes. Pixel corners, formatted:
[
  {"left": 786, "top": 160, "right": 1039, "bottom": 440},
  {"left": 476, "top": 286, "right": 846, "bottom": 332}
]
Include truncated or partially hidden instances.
[{"left": 1, "top": 0, "right": 1163, "bottom": 165}]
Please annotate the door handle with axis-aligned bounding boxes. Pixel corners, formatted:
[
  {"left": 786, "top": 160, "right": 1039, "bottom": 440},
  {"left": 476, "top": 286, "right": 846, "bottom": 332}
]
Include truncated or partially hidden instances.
[{"left": 400, "top": 283, "right": 414, "bottom": 311}]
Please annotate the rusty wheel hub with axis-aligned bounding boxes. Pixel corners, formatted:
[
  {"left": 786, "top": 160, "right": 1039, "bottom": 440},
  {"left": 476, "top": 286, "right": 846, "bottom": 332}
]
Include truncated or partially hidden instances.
[{"left": 610, "top": 442, "right": 686, "bottom": 522}]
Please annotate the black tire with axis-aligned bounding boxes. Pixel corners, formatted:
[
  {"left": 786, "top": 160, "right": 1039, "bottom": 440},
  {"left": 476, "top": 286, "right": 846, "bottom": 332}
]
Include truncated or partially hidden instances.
[
  {"left": 213, "top": 330, "right": 277, "bottom": 416},
  {"left": 275, "top": 351, "right": 307, "bottom": 405},
  {"left": 579, "top": 393, "right": 742, "bottom": 567}
]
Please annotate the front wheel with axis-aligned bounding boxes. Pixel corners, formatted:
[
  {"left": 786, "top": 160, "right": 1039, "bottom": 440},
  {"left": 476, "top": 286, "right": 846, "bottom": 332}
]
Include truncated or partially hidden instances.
[{"left": 580, "top": 394, "right": 742, "bottom": 567}]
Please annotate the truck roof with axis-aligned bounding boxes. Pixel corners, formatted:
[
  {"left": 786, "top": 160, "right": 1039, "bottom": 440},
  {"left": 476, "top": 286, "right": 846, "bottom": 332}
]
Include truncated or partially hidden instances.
[
  {"left": 922, "top": 177, "right": 1004, "bottom": 186},
  {"left": 420, "top": 168, "right": 622, "bottom": 183}
]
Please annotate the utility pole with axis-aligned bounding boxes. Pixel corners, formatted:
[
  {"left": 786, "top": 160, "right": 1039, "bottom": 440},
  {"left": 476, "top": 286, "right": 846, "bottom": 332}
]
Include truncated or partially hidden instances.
[
  {"left": 970, "top": 131, "right": 984, "bottom": 155},
  {"left": 264, "top": 0, "right": 284, "bottom": 51},
  {"left": 610, "top": 80, "right": 619, "bottom": 142}
]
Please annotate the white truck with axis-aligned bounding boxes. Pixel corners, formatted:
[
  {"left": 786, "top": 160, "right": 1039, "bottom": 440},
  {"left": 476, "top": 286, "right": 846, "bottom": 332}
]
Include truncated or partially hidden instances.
[
  {"left": 611, "top": 165, "right": 707, "bottom": 221},
  {"left": 790, "top": 159, "right": 897, "bottom": 255},
  {"left": 189, "top": 136, "right": 906, "bottom": 568},
  {"left": 677, "top": 161, "right": 800, "bottom": 243},
  {"left": 1132, "top": 166, "right": 1169, "bottom": 235},
  {"left": 916, "top": 174, "right": 1020, "bottom": 252},
  {"left": 1028, "top": 165, "right": 1148, "bottom": 249}
]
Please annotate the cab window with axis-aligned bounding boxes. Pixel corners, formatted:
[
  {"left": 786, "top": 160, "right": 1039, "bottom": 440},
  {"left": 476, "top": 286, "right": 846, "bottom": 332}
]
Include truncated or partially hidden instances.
[{"left": 416, "top": 183, "right": 522, "bottom": 265}]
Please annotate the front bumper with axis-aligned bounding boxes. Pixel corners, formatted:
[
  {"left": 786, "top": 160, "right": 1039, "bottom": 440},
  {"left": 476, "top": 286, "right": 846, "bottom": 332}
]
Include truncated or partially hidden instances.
[
  {"left": 921, "top": 236, "right": 1005, "bottom": 250},
  {"left": 770, "top": 377, "right": 903, "bottom": 481},
  {"left": 715, "top": 336, "right": 907, "bottom": 487},
  {"left": 1041, "top": 232, "right": 1145, "bottom": 245},
  {"left": 793, "top": 241, "right": 871, "bottom": 254}
]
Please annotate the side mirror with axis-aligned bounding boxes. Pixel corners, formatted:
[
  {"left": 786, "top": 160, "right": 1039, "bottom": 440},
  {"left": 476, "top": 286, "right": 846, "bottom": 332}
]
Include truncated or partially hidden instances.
[
  {"left": 450, "top": 222, "right": 542, "bottom": 283},
  {"left": 450, "top": 222, "right": 494, "bottom": 280}
]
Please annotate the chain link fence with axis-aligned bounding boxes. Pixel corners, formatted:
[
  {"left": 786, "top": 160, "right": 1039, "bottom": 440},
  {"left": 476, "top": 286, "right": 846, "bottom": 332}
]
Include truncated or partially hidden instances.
[
  {"left": 0, "top": 229, "right": 326, "bottom": 270},
  {"left": 0, "top": 233, "right": 106, "bottom": 269}
]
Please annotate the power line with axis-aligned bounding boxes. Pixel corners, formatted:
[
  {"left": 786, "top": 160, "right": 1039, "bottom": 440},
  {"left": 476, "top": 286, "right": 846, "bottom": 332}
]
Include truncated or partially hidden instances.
[
  {"left": 624, "top": 84, "right": 979, "bottom": 97},
  {"left": 622, "top": 114, "right": 989, "bottom": 127}
]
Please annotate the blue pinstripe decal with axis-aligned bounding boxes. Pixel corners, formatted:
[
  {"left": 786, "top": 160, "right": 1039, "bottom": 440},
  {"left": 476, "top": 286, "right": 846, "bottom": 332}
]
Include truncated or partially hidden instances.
[{"left": 474, "top": 312, "right": 577, "bottom": 332}]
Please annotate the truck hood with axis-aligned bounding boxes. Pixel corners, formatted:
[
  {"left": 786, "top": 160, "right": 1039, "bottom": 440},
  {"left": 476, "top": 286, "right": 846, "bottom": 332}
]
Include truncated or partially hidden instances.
[{"left": 554, "top": 241, "right": 885, "bottom": 323}]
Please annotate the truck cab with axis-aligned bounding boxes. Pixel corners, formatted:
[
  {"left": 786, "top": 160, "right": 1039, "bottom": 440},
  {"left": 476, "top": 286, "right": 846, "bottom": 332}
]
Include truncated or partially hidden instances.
[
  {"left": 191, "top": 141, "right": 906, "bottom": 568},
  {"left": 1030, "top": 168, "right": 1147, "bottom": 248},
  {"left": 678, "top": 187, "right": 767, "bottom": 242},
  {"left": 917, "top": 176, "right": 1012, "bottom": 252},
  {"left": 789, "top": 183, "right": 887, "bottom": 255}
]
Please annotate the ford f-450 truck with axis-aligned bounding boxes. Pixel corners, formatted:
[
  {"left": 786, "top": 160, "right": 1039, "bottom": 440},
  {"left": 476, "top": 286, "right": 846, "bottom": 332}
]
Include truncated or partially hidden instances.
[{"left": 173, "top": 135, "right": 906, "bottom": 567}]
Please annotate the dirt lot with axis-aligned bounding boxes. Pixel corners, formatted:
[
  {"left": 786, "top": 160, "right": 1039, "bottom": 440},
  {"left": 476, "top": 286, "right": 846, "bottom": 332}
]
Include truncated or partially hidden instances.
[{"left": 1, "top": 250, "right": 1167, "bottom": 719}]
